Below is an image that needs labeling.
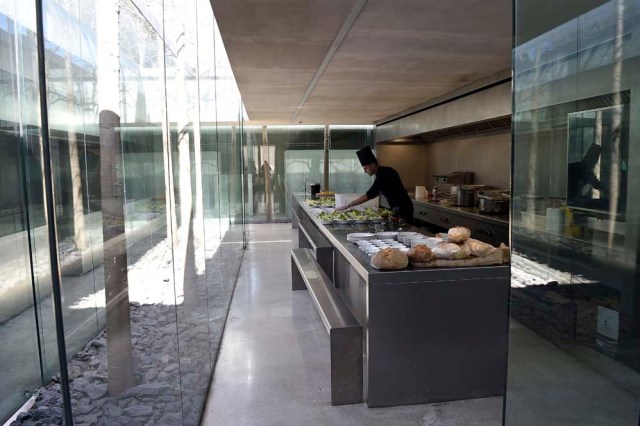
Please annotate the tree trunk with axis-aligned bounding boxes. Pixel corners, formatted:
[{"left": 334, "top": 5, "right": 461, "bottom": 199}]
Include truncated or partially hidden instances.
[
  {"left": 100, "top": 110, "right": 137, "bottom": 395},
  {"left": 96, "top": 0, "right": 136, "bottom": 395},
  {"left": 65, "top": 52, "right": 86, "bottom": 251}
]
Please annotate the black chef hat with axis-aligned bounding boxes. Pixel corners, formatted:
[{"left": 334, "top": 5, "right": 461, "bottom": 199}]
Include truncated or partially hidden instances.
[{"left": 356, "top": 146, "right": 377, "bottom": 166}]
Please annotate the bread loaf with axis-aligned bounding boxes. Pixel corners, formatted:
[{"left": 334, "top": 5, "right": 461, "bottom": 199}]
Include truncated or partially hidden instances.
[
  {"left": 407, "top": 244, "right": 434, "bottom": 263},
  {"left": 499, "top": 243, "right": 510, "bottom": 263},
  {"left": 459, "top": 242, "right": 471, "bottom": 258},
  {"left": 371, "top": 248, "right": 409, "bottom": 270},
  {"left": 465, "top": 238, "right": 497, "bottom": 257},
  {"left": 447, "top": 226, "right": 471, "bottom": 243},
  {"left": 432, "top": 242, "right": 469, "bottom": 260}
]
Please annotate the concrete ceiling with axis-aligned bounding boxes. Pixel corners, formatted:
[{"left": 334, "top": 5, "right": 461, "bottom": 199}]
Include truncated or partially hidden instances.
[{"left": 211, "top": 0, "right": 512, "bottom": 125}]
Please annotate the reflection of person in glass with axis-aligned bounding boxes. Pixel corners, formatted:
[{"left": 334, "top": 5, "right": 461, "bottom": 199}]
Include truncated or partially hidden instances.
[
  {"left": 568, "top": 143, "right": 605, "bottom": 205},
  {"left": 336, "top": 146, "right": 413, "bottom": 222}
]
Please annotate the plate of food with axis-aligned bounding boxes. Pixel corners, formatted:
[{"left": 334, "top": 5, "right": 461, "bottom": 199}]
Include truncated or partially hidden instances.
[
  {"left": 348, "top": 210, "right": 371, "bottom": 224},
  {"left": 332, "top": 211, "right": 351, "bottom": 225},
  {"left": 317, "top": 211, "right": 335, "bottom": 225}
]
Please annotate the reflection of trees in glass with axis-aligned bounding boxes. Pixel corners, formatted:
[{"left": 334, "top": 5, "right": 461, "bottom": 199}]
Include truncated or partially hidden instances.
[
  {"left": 608, "top": 0, "right": 624, "bottom": 248},
  {"left": 64, "top": 51, "right": 86, "bottom": 250},
  {"left": 96, "top": 0, "right": 136, "bottom": 396}
]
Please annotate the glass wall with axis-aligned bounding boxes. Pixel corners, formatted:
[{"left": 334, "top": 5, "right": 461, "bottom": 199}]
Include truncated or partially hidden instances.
[
  {"left": 0, "top": 0, "right": 56, "bottom": 418},
  {"left": 0, "top": 0, "right": 246, "bottom": 424},
  {"left": 507, "top": 0, "right": 640, "bottom": 424},
  {"left": 243, "top": 125, "right": 374, "bottom": 223},
  {"left": 1, "top": 0, "right": 375, "bottom": 423}
]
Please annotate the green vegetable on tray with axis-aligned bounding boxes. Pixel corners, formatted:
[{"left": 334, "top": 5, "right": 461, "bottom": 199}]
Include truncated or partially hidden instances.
[
  {"left": 313, "top": 207, "right": 390, "bottom": 223},
  {"left": 306, "top": 197, "right": 335, "bottom": 208}
]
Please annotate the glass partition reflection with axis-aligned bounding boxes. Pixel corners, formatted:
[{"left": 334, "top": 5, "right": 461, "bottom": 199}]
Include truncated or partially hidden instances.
[
  {"left": 243, "top": 125, "right": 374, "bottom": 223},
  {"left": 0, "top": 2, "right": 53, "bottom": 421},
  {"left": 0, "top": 0, "right": 245, "bottom": 423},
  {"left": 507, "top": 0, "right": 640, "bottom": 424}
]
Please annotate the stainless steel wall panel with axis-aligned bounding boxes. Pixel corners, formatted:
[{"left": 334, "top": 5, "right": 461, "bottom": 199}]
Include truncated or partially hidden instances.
[{"left": 374, "top": 82, "right": 512, "bottom": 143}]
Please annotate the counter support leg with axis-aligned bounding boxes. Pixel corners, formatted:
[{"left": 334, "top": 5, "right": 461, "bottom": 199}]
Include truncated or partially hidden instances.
[{"left": 291, "top": 254, "right": 307, "bottom": 291}]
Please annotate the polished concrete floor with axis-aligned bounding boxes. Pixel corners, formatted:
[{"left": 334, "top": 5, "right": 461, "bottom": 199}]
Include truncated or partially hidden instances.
[{"left": 201, "top": 223, "right": 503, "bottom": 426}]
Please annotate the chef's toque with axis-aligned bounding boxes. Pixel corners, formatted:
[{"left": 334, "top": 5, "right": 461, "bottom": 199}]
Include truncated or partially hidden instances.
[{"left": 356, "top": 146, "right": 377, "bottom": 166}]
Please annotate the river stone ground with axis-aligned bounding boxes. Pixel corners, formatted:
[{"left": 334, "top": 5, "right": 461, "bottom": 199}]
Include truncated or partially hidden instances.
[{"left": 11, "top": 236, "right": 243, "bottom": 426}]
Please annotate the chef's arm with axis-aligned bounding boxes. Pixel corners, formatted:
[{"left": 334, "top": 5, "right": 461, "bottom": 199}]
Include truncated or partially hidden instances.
[{"left": 336, "top": 194, "right": 369, "bottom": 211}]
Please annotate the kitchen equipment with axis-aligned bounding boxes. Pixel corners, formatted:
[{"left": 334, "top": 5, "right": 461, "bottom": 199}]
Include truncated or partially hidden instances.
[
  {"left": 450, "top": 185, "right": 460, "bottom": 196},
  {"left": 415, "top": 186, "right": 428, "bottom": 199},
  {"left": 457, "top": 187, "right": 476, "bottom": 207},
  {"left": 433, "top": 172, "right": 473, "bottom": 185},
  {"left": 310, "top": 182, "right": 321, "bottom": 199},
  {"left": 478, "top": 195, "right": 509, "bottom": 214}
]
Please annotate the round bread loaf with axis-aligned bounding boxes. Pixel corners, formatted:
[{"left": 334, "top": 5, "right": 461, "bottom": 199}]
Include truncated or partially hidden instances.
[
  {"left": 371, "top": 248, "right": 409, "bottom": 270},
  {"left": 447, "top": 226, "right": 471, "bottom": 243},
  {"left": 407, "top": 244, "right": 434, "bottom": 263},
  {"left": 432, "top": 241, "right": 470, "bottom": 260}
]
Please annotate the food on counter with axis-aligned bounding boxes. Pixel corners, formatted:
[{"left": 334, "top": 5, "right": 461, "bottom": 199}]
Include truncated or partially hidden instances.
[
  {"left": 413, "top": 248, "right": 506, "bottom": 268},
  {"left": 348, "top": 210, "right": 370, "bottom": 222},
  {"left": 499, "top": 243, "right": 510, "bottom": 263},
  {"left": 378, "top": 208, "right": 391, "bottom": 219},
  {"left": 306, "top": 197, "right": 335, "bottom": 208},
  {"left": 422, "top": 237, "right": 444, "bottom": 248},
  {"left": 371, "top": 248, "right": 409, "bottom": 270},
  {"left": 459, "top": 242, "right": 472, "bottom": 258},
  {"left": 333, "top": 212, "right": 351, "bottom": 223},
  {"left": 407, "top": 244, "right": 434, "bottom": 263},
  {"left": 312, "top": 207, "right": 388, "bottom": 223},
  {"left": 432, "top": 242, "right": 470, "bottom": 260},
  {"left": 318, "top": 211, "right": 334, "bottom": 223},
  {"left": 465, "top": 238, "right": 497, "bottom": 257},
  {"left": 447, "top": 226, "right": 471, "bottom": 243}
]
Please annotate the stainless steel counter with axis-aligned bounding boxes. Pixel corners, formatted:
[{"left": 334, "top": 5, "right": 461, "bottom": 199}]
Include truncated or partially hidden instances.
[{"left": 292, "top": 195, "right": 510, "bottom": 409}]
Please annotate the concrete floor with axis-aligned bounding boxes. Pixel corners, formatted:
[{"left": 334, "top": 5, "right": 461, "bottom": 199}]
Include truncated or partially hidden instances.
[{"left": 201, "top": 223, "right": 503, "bottom": 426}]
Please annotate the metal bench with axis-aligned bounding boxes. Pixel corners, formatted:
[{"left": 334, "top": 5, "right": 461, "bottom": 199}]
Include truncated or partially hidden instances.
[{"left": 291, "top": 248, "right": 363, "bottom": 405}]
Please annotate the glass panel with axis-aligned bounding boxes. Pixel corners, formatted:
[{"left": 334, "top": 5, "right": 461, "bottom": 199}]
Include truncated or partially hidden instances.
[
  {"left": 162, "top": 0, "right": 212, "bottom": 423},
  {"left": 507, "top": 0, "right": 640, "bottom": 424},
  {"left": 0, "top": 1, "right": 51, "bottom": 421},
  {"left": 3, "top": 0, "right": 247, "bottom": 423},
  {"left": 212, "top": 16, "right": 244, "bottom": 288},
  {"left": 244, "top": 125, "right": 374, "bottom": 223},
  {"left": 198, "top": 7, "right": 230, "bottom": 369}
]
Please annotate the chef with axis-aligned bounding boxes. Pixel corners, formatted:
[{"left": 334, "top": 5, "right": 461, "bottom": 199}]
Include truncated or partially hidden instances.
[{"left": 337, "top": 146, "right": 413, "bottom": 222}]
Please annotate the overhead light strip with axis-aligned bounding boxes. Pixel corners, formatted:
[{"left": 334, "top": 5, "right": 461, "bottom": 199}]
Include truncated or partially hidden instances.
[{"left": 290, "top": 0, "right": 368, "bottom": 123}]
